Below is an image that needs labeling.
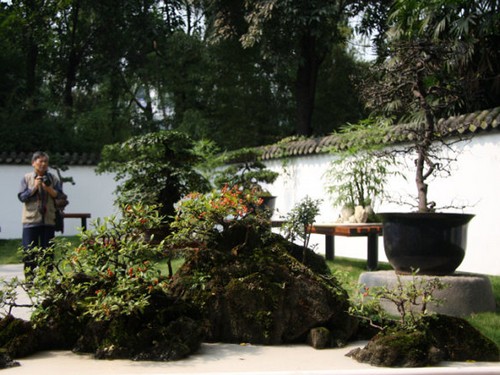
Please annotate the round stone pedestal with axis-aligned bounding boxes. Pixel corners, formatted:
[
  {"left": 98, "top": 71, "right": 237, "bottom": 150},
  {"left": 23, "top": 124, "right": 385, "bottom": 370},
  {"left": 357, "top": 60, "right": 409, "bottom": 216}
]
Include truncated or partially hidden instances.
[{"left": 358, "top": 271, "right": 496, "bottom": 317}]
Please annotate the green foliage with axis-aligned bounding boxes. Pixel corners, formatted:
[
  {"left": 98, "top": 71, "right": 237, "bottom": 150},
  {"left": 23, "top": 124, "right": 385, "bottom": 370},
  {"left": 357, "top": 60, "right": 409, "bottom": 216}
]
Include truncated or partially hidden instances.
[
  {"left": 349, "top": 272, "right": 449, "bottom": 332},
  {"left": 1, "top": 205, "right": 206, "bottom": 360},
  {"left": 0, "top": 277, "right": 30, "bottom": 318},
  {"left": 359, "top": 0, "right": 500, "bottom": 212},
  {"left": 0, "top": 0, "right": 297, "bottom": 153},
  {"left": 96, "top": 130, "right": 210, "bottom": 219},
  {"left": 169, "top": 185, "right": 271, "bottom": 257},
  {"left": 0, "top": 241, "right": 22, "bottom": 265},
  {"left": 281, "top": 196, "right": 322, "bottom": 263},
  {"left": 326, "top": 152, "right": 389, "bottom": 209},
  {"left": 213, "top": 148, "right": 279, "bottom": 194},
  {"left": 207, "top": 0, "right": 360, "bottom": 136},
  {"left": 25, "top": 204, "right": 171, "bottom": 324},
  {"left": 325, "top": 118, "right": 402, "bottom": 211},
  {"left": 313, "top": 46, "right": 368, "bottom": 134},
  {"left": 172, "top": 35, "right": 295, "bottom": 149}
]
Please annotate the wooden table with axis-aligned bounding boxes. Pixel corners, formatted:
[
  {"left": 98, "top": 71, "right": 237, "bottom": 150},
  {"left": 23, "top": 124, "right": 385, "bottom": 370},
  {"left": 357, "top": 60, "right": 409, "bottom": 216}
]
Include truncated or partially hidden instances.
[
  {"left": 310, "top": 224, "right": 383, "bottom": 270},
  {"left": 62, "top": 212, "right": 91, "bottom": 231},
  {"left": 272, "top": 221, "right": 383, "bottom": 271}
]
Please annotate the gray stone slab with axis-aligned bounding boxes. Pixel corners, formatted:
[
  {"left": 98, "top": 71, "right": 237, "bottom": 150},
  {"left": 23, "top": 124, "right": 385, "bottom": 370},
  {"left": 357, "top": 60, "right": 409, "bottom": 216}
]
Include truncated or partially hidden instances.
[{"left": 359, "top": 270, "right": 496, "bottom": 317}]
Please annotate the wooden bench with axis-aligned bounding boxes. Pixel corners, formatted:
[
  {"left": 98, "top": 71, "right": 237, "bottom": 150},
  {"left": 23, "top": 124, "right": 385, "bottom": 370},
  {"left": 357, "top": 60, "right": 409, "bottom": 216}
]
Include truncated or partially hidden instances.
[
  {"left": 272, "top": 221, "right": 383, "bottom": 271},
  {"left": 62, "top": 212, "right": 91, "bottom": 231},
  {"left": 310, "top": 223, "right": 383, "bottom": 271}
]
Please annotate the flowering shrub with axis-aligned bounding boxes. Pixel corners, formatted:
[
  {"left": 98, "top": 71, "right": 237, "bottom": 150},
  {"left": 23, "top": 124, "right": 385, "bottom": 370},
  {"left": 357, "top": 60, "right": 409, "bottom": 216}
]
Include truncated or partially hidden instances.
[
  {"left": 30, "top": 203, "right": 171, "bottom": 324},
  {"left": 168, "top": 185, "right": 270, "bottom": 255},
  {"left": 0, "top": 203, "right": 206, "bottom": 361}
]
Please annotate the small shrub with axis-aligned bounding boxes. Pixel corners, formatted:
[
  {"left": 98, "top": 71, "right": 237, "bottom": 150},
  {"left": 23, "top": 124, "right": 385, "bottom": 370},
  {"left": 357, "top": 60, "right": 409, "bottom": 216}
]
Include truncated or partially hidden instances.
[
  {"left": 349, "top": 271, "right": 448, "bottom": 332},
  {"left": 212, "top": 148, "right": 279, "bottom": 195},
  {"left": 29, "top": 203, "right": 171, "bottom": 324},
  {"left": 324, "top": 118, "right": 403, "bottom": 220},
  {"left": 281, "top": 196, "right": 322, "bottom": 263}
]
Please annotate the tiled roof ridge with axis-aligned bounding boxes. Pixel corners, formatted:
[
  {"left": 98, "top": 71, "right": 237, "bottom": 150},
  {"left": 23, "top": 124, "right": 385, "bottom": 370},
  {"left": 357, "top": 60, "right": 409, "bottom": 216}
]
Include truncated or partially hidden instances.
[
  {"left": 0, "top": 151, "right": 100, "bottom": 166},
  {"left": 259, "top": 107, "right": 500, "bottom": 160}
]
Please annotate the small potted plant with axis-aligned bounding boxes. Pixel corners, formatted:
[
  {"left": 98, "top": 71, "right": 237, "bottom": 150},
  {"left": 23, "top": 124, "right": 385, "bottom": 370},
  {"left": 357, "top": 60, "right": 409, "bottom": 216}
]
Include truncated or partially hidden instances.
[
  {"left": 96, "top": 130, "right": 211, "bottom": 240},
  {"left": 213, "top": 148, "right": 279, "bottom": 214},
  {"left": 325, "top": 119, "right": 401, "bottom": 223}
]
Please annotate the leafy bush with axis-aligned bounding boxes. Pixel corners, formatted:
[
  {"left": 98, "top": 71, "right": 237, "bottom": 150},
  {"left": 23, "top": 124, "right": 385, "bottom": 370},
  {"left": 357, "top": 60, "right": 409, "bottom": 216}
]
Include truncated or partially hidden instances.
[
  {"left": 29, "top": 204, "right": 171, "bottom": 324},
  {"left": 349, "top": 271, "right": 448, "bottom": 332},
  {"left": 0, "top": 204, "right": 204, "bottom": 360},
  {"left": 212, "top": 148, "right": 279, "bottom": 195},
  {"left": 325, "top": 118, "right": 402, "bottom": 215},
  {"left": 96, "top": 130, "right": 210, "bottom": 220},
  {"left": 280, "top": 196, "right": 322, "bottom": 263},
  {"left": 169, "top": 185, "right": 271, "bottom": 257}
]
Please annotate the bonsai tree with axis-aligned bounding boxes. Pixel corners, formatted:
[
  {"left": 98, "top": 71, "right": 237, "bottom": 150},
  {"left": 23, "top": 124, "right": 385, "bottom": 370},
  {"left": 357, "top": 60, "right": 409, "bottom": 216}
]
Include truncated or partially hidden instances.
[
  {"left": 347, "top": 272, "right": 499, "bottom": 367},
  {"left": 281, "top": 196, "right": 322, "bottom": 263},
  {"left": 96, "top": 131, "right": 211, "bottom": 222},
  {"left": 360, "top": 0, "right": 497, "bottom": 212},
  {"left": 213, "top": 148, "right": 279, "bottom": 196}
]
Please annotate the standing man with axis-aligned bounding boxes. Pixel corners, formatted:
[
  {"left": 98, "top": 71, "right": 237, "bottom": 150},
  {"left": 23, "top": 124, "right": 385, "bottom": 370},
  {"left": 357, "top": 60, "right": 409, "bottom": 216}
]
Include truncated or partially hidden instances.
[{"left": 18, "top": 151, "right": 64, "bottom": 278}]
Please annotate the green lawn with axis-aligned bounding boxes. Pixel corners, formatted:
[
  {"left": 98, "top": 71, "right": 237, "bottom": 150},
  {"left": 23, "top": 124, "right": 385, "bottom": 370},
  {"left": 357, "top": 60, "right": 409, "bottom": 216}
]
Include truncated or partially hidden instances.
[
  {"left": 0, "top": 239, "right": 23, "bottom": 264},
  {"left": 0, "top": 237, "right": 81, "bottom": 264},
  {"left": 1, "top": 238, "right": 498, "bottom": 347}
]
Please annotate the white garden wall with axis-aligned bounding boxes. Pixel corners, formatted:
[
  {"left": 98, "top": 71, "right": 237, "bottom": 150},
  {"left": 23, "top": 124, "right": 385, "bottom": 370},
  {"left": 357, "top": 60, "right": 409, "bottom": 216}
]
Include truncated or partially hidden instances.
[
  {"left": 1, "top": 131, "right": 499, "bottom": 276},
  {"left": 264, "top": 132, "right": 500, "bottom": 276},
  {"left": 0, "top": 165, "right": 118, "bottom": 239}
]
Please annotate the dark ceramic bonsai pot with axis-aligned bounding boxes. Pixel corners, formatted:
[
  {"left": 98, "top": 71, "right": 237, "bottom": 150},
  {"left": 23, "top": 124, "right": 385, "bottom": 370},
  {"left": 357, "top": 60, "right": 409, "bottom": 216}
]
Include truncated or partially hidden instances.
[
  {"left": 379, "top": 212, "right": 475, "bottom": 275},
  {"left": 260, "top": 195, "right": 277, "bottom": 215}
]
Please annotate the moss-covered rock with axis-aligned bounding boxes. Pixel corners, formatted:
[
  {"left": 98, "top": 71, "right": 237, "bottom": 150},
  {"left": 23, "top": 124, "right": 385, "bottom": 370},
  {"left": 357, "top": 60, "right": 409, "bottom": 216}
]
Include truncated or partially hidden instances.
[
  {"left": 426, "top": 315, "right": 499, "bottom": 362},
  {"left": 0, "top": 349, "right": 19, "bottom": 369},
  {"left": 70, "top": 291, "right": 204, "bottom": 361},
  {"left": 169, "top": 223, "right": 356, "bottom": 345},
  {"left": 347, "top": 329, "right": 443, "bottom": 367},
  {"left": 347, "top": 314, "right": 499, "bottom": 367},
  {"left": 275, "top": 233, "right": 330, "bottom": 276},
  {"left": 0, "top": 315, "right": 38, "bottom": 358},
  {"left": 0, "top": 286, "right": 204, "bottom": 362}
]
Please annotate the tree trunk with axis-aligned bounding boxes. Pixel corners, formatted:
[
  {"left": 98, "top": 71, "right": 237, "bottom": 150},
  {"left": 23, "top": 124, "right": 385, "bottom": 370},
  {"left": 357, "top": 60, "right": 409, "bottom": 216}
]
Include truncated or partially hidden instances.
[
  {"left": 63, "top": 50, "right": 78, "bottom": 115},
  {"left": 295, "top": 31, "right": 322, "bottom": 136},
  {"left": 25, "top": 34, "right": 39, "bottom": 110},
  {"left": 413, "top": 69, "right": 436, "bottom": 213},
  {"left": 415, "top": 145, "right": 428, "bottom": 212},
  {"left": 63, "top": 0, "right": 83, "bottom": 118}
]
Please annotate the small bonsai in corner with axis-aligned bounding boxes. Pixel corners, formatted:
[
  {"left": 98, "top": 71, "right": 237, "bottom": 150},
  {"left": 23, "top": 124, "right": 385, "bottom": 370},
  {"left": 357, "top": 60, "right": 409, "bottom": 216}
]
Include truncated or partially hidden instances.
[{"left": 347, "top": 272, "right": 499, "bottom": 367}]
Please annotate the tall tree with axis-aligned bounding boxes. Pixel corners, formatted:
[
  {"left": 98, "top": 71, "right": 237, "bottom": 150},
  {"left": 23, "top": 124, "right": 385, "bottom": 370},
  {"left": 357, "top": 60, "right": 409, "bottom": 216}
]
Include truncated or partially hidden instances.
[
  {"left": 313, "top": 46, "right": 368, "bottom": 135},
  {"left": 359, "top": 0, "right": 500, "bottom": 211},
  {"left": 205, "top": 0, "right": 355, "bottom": 136},
  {"left": 0, "top": 0, "right": 191, "bottom": 152},
  {"left": 358, "top": 0, "right": 500, "bottom": 111}
]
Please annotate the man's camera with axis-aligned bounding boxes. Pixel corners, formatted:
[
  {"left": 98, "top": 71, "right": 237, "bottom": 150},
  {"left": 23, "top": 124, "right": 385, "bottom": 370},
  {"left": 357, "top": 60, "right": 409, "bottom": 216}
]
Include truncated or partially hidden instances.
[{"left": 39, "top": 175, "right": 51, "bottom": 186}]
